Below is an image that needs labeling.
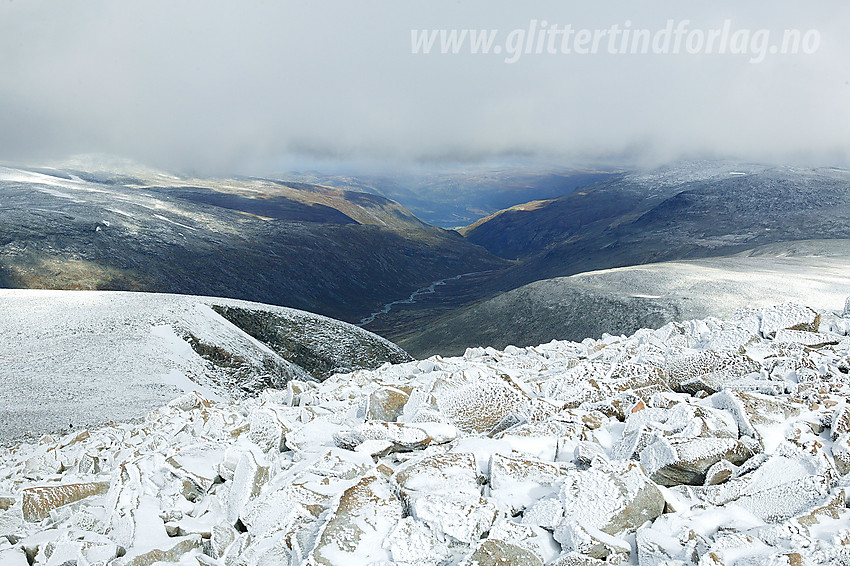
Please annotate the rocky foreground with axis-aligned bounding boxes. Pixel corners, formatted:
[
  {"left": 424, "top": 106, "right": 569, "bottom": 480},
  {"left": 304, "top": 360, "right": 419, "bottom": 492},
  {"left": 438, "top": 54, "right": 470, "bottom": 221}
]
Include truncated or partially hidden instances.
[{"left": 2, "top": 302, "right": 850, "bottom": 565}]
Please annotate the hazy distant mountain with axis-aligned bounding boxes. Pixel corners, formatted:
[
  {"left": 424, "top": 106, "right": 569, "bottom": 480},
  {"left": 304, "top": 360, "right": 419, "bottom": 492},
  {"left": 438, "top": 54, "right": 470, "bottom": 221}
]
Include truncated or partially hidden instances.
[
  {"left": 285, "top": 166, "right": 618, "bottom": 228},
  {"left": 0, "top": 164, "right": 505, "bottom": 323}
]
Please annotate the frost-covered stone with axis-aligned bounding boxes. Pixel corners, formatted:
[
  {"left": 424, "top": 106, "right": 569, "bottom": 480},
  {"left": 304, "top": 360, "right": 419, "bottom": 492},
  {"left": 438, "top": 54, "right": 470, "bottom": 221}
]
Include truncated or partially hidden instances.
[
  {"left": 635, "top": 514, "right": 708, "bottom": 566},
  {"left": 666, "top": 351, "right": 761, "bottom": 395},
  {"left": 21, "top": 481, "right": 110, "bottom": 522},
  {"left": 366, "top": 386, "right": 410, "bottom": 422},
  {"left": 233, "top": 529, "right": 294, "bottom": 566},
  {"left": 697, "top": 532, "right": 783, "bottom": 566},
  {"left": 695, "top": 445, "right": 835, "bottom": 523},
  {"left": 640, "top": 436, "right": 753, "bottom": 487},
  {"left": 221, "top": 532, "right": 252, "bottom": 565},
  {"left": 36, "top": 535, "right": 122, "bottom": 566},
  {"left": 757, "top": 303, "right": 821, "bottom": 337},
  {"left": 461, "top": 538, "right": 544, "bottom": 566},
  {"left": 605, "top": 362, "right": 671, "bottom": 401},
  {"left": 498, "top": 419, "right": 583, "bottom": 462},
  {"left": 793, "top": 490, "right": 847, "bottom": 531},
  {"left": 558, "top": 459, "right": 664, "bottom": 536},
  {"left": 574, "top": 441, "right": 607, "bottom": 467},
  {"left": 611, "top": 423, "right": 658, "bottom": 462},
  {"left": 307, "top": 474, "right": 402, "bottom": 565},
  {"left": 703, "top": 458, "right": 736, "bottom": 486},
  {"left": 283, "top": 415, "right": 346, "bottom": 452},
  {"left": 734, "top": 473, "right": 832, "bottom": 524},
  {"left": 540, "top": 363, "right": 607, "bottom": 407},
  {"left": 394, "top": 452, "right": 480, "bottom": 498},
  {"left": 522, "top": 496, "right": 565, "bottom": 530},
  {"left": 833, "top": 433, "right": 850, "bottom": 475},
  {"left": 112, "top": 535, "right": 202, "bottom": 566},
  {"left": 695, "top": 324, "right": 760, "bottom": 352},
  {"left": 241, "top": 482, "right": 325, "bottom": 539},
  {"left": 393, "top": 451, "right": 496, "bottom": 542},
  {"left": 249, "top": 406, "right": 291, "bottom": 452},
  {"left": 383, "top": 517, "right": 446, "bottom": 566},
  {"left": 487, "top": 520, "right": 559, "bottom": 563},
  {"left": 226, "top": 450, "right": 269, "bottom": 523},
  {"left": 333, "top": 421, "right": 431, "bottom": 452},
  {"left": 831, "top": 402, "right": 850, "bottom": 440},
  {"left": 774, "top": 329, "right": 841, "bottom": 347},
  {"left": 489, "top": 452, "right": 570, "bottom": 512},
  {"left": 0, "top": 495, "right": 15, "bottom": 511},
  {"left": 490, "top": 452, "right": 569, "bottom": 490},
  {"left": 554, "top": 519, "right": 630, "bottom": 562},
  {"left": 166, "top": 444, "right": 222, "bottom": 492},
  {"left": 409, "top": 493, "right": 498, "bottom": 544},
  {"left": 435, "top": 377, "right": 530, "bottom": 434},
  {"left": 710, "top": 389, "right": 803, "bottom": 440},
  {"left": 209, "top": 522, "right": 238, "bottom": 559},
  {"left": 309, "top": 447, "right": 374, "bottom": 480}
]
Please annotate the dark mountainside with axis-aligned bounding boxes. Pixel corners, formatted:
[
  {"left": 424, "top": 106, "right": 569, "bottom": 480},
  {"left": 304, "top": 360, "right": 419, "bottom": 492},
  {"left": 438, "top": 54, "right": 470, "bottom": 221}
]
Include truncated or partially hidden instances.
[
  {"left": 395, "top": 240, "right": 850, "bottom": 357},
  {"left": 366, "top": 163, "right": 850, "bottom": 354},
  {"left": 0, "top": 166, "right": 506, "bottom": 323}
]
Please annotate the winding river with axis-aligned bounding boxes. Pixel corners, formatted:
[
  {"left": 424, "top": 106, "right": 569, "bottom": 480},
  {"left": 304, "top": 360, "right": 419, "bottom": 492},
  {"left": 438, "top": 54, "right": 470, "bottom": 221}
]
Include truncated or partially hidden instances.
[{"left": 358, "top": 271, "right": 491, "bottom": 326}]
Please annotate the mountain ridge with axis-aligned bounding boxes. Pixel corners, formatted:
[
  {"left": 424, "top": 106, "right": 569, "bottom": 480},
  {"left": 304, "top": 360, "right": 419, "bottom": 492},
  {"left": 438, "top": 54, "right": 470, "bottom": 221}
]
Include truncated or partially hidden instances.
[{"left": 0, "top": 289, "right": 411, "bottom": 445}]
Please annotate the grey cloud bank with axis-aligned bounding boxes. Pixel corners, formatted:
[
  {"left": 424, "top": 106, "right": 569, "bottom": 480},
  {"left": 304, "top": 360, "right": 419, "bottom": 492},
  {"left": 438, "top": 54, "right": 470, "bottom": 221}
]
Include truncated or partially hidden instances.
[{"left": 1, "top": 0, "right": 848, "bottom": 173}]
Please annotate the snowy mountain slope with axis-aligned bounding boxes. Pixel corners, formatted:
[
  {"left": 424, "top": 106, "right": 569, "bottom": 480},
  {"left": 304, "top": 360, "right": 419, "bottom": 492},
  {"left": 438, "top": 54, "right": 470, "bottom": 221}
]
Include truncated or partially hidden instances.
[
  {"left": 0, "top": 302, "right": 849, "bottom": 564},
  {"left": 0, "top": 290, "right": 410, "bottom": 444},
  {"left": 396, "top": 240, "right": 850, "bottom": 357},
  {"left": 462, "top": 162, "right": 850, "bottom": 281}
]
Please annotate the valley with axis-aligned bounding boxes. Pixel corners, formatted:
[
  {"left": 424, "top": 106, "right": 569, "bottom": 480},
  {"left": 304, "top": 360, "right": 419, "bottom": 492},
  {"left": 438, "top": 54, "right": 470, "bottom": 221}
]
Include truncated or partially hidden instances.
[
  {"left": 3, "top": 159, "right": 850, "bottom": 360},
  {"left": 360, "top": 162, "right": 850, "bottom": 355}
]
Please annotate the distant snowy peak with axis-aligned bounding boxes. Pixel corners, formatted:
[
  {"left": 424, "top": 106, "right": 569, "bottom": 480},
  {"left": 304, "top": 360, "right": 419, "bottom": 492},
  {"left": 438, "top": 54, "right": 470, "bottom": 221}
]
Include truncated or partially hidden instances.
[
  {"left": 49, "top": 153, "right": 179, "bottom": 179},
  {"left": 626, "top": 159, "right": 772, "bottom": 186}
]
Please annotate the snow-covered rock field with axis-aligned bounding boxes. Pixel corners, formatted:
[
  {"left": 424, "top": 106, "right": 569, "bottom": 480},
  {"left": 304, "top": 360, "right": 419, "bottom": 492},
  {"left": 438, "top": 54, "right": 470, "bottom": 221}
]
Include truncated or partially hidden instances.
[{"left": 2, "top": 301, "right": 850, "bottom": 565}]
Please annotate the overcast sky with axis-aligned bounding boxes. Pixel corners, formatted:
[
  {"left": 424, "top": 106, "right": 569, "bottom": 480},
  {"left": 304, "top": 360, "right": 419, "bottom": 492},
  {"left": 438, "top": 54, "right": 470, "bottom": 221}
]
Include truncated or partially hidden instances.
[{"left": 1, "top": 1, "right": 848, "bottom": 173}]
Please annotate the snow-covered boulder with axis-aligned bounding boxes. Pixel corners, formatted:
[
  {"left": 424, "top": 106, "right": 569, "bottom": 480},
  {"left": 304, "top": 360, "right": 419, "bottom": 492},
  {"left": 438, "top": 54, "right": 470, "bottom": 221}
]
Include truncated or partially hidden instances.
[
  {"left": 666, "top": 351, "right": 761, "bottom": 395},
  {"left": 434, "top": 376, "right": 531, "bottom": 434},
  {"left": 21, "top": 482, "right": 110, "bottom": 522},
  {"left": 307, "top": 474, "right": 402, "bottom": 566},
  {"left": 383, "top": 517, "right": 447, "bottom": 566},
  {"left": 640, "top": 436, "right": 753, "bottom": 487},
  {"left": 556, "top": 458, "right": 665, "bottom": 537},
  {"left": 394, "top": 452, "right": 497, "bottom": 543},
  {"left": 461, "top": 538, "right": 544, "bottom": 566}
]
